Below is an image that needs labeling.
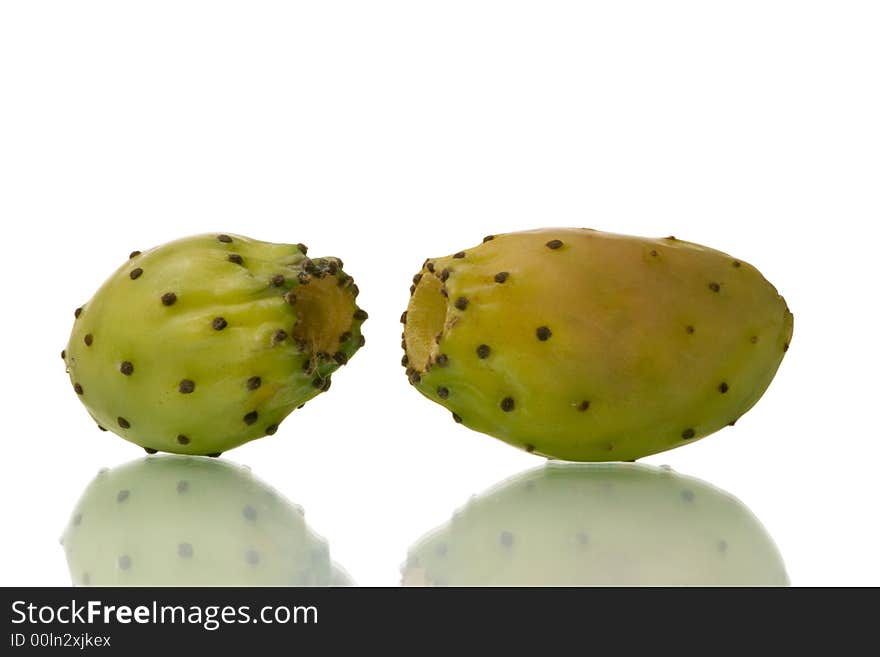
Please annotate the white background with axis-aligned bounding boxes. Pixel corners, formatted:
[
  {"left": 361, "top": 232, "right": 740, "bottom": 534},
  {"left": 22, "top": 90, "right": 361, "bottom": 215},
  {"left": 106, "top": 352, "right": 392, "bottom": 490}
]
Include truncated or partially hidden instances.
[{"left": 1, "top": 1, "right": 878, "bottom": 586}]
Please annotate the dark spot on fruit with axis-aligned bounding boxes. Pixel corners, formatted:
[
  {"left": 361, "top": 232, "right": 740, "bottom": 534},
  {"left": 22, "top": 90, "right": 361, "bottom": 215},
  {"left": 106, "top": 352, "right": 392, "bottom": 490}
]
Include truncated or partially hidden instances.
[
  {"left": 439, "top": 286, "right": 448, "bottom": 297},
  {"left": 243, "top": 505, "right": 257, "bottom": 521},
  {"left": 650, "top": 249, "right": 658, "bottom": 257},
  {"left": 337, "top": 274, "right": 353, "bottom": 287},
  {"left": 272, "top": 329, "right": 287, "bottom": 344},
  {"left": 161, "top": 292, "right": 177, "bottom": 306},
  {"left": 426, "top": 262, "right": 435, "bottom": 273},
  {"left": 409, "top": 284, "right": 416, "bottom": 295},
  {"left": 709, "top": 282, "right": 721, "bottom": 292},
  {"left": 333, "top": 351, "right": 348, "bottom": 365},
  {"left": 719, "top": 382, "right": 729, "bottom": 393},
  {"left": 117, "top": 417, "right": 130, "bottom": 429},
  {"left": 412, "top": 273, "right": 422, "bottom": 285},
  {"left": 501, "top": 397, "right": 515, "bottom": 412},
  {"left": 265, "top": 424, "right": 278, "bottom": 435},
  {"left": 84, "top": 334, "right": 93, "bottom": 346},
  {"left": 119, "top": 361, "right": 134, "bottom": 375},
  {"left": 117, "top": 490, "right": 130, "bottom": 503},
  {"left": 207, "top": 452, "right": 222, "bottom": 458},
  {"left": 728, "top": 419, "right": 738, "bottom": 426},
  {"left": 177, "top": 434, "right": 190, "bottom": 445},
  {"left": 783, "top": 342, "right": 789, "bottom": 352},
  {"left": 118, "top": 555, "right": 131, "bottom": 570},
  {"left": 73, "top": 383, "right": 83, "bottom": 395},
  {"left": 61, "top": 349, "right": 66, "bottom": 360},
  {"left": 358, "top": 335, "right": 366, "bottom": 347},
  {"left": 178, "top": 543, "right": 193, "bottom": 558},
  {"left": 476, "top": 344, "right": 490, "bottom": 359},
  {"left": 212, "top": 317, "right": 227, "bottom": 330},
  {"left": 176, "top": 480, "right": 189, "bottom": 493},
  {"left": 686, "top": 325, "right": 695, "bottom": 334},
  {"left": 217, "top": 234, "right": 232, "bottom": 243},
  {"left": 283, "top": 291, "right": 297, "bottom": 305},
  {"left": 454, "top": 297, "right": 469, "bottom": 310},
  {"left": 750, "top": 335, "right": 758, "bottom": 344},
  {"left": 97, "top": 425, "right": 106, "bottom": 432},
  {"left": 453, "top": 251, "right": 466, "bottom": 259},
  {"left": 401, "top": 354, "right": 409, "bottom": 367},
  {"left": 536, "top": 326, "right": 552, "bottom": 341},
  {"left": 578, "top": 400, "right": 590, "bottom": 411},
  {"left": 144, "top": 447, "right": 157, "bottom": 454},
  {"left": 732, "top": 260, "right": 741, "bottom": 268},
  {"left": 178, "top": 379, "right": 195, "bottom": 394},
  {"left": 354, "top": 309, "right": 368, "bottom": 321},
  {"left": 400, "top": 311, "right": 407, "bottom": 324},
  {"left": 297, "top": 243, "right": 308, "bottom": 254},
  {"left": 244, "top": 411, "right": 258, "bottom": 425},
  {"left": 339, "top": 331, "right": 352, "bottom": 344},
  {"left": 681, "top": 428, "right": 695, "bottom": 440},
  {"left": 452, "top": 412, "right": 462, "bottom": 423},
  {"left": 665, "top": 236, "right": 677, "bottom": 241},
  {"left": 524, "top": 444, "right": 535, "bottom": 453},
  {"left": 129, "top": 250, "right": 141, "bottom": 259},
  {"left": 298, "top": 272, "right": 312, "bottom": 285},
  {"left": 440, "top": 268, "right": 450, "bottom": 282},
  {"left": 74, "top": 307, "right": 82, "bottom": 318},
  {"left": 483, "top": 235, "right": 495, "bottom": 242},
  {"left": 129, "top": 268, "right": 143, "bottom": 280},
  {"left": 494, "top": 271, "right": 509, "bottom": 283},
  {"left": 499, "top": 531, "right": 514, "bottom": 547},
  {"left": 408, "top": 370, "right": 421, "bottom": 384},
  {"left": 436, "top": 354, "right": 449, "bottom": 367},
  {"left": 247, "top": 376, "right": 261, "bottom": 390},
  {"left": 270, "top": 274, "right": 285, "bottom": 287},
  {"left": 546, "top": 239, "right": 563, "bottom": 249},
  {"left": 228, "top": 254, "right": 244, "bottom": 265},
  {"left": 437, "top": 386, "right": 449, "bottom": 399}
]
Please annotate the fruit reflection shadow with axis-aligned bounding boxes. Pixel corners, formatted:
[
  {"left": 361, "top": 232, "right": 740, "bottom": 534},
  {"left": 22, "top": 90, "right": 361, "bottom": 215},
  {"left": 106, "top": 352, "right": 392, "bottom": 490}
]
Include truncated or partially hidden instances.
[
  {"left": 61, "top": 456, "right": 351, "bottom": 586},
  {"left": 402, "top": 463, "right": 787, "bottom": 586}
]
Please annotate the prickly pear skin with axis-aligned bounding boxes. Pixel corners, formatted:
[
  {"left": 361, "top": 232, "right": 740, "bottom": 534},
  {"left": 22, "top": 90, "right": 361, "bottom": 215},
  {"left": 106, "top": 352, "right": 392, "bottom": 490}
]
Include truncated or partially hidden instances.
[
  {"left": 61, "top": 456, "right": 338, "bottom": 586},
  {"left": 402, "top": 463, "right": 789, "bottom": 586},
  {"left": 402, "top": 228, "right": 793, "bottom": 461},
  {"left": 64, "top": 233, "right": 367, "bottom": 456}
]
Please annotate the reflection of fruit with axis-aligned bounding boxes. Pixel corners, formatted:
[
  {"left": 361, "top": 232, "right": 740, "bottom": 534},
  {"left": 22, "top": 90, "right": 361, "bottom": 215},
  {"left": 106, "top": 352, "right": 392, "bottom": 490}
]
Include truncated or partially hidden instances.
[
  {"left": 402, "top": 228, "right": 793, "bottom": 461},
  {"left": 64, "top": 233, "right": 366, "bottom": 456},
  {"left": 61, "top": 456, "right": 349, "bottom": 586},
  {"left": 402, "top": 463, "right": 788, "bottom": 586}
]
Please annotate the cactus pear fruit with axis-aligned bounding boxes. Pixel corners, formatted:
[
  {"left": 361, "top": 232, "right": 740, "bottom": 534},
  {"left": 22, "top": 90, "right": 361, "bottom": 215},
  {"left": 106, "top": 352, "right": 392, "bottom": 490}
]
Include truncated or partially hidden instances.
[
  {"left": 64, "top": 233, "right": 366, "bottom": 455},
  {"left": 402, "top": 463, "right": 788, "bottom": 586},
  {"left": 61, "top": 456, "right": 350, "bottom": 586},
  {"left": 402, "top": 228, "right": 792, "bottom": 461}
]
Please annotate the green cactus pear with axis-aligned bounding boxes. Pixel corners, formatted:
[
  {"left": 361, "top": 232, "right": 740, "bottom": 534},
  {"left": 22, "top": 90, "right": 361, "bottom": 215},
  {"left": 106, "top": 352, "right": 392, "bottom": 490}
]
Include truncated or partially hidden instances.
[
  {"left": 61, "top": 455, "right": 351, "bottom": 586},
  {"left": 402, "top": 463, "right": 788, "bottom": 586},
  {"left": 64, "top": 233, "right": 367, "bottom": 456},
  {"left": 402, "top": 228, "right": 792, "bottom": 461}
]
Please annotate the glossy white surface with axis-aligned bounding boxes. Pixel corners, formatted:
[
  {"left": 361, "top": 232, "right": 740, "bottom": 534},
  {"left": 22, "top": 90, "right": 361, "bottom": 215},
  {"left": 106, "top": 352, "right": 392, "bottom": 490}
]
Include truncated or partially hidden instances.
[{"left": 1, "top": 1, "right": 878, "bottom": 586}]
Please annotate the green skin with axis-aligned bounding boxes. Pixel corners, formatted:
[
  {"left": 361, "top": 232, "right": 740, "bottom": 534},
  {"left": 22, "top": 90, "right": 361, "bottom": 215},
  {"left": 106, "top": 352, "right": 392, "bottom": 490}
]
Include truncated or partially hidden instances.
[
  {"left": 61, "top": 455, "right": 351, "bottom": 586},
  {"left": 64, "top": 233, "right": 367, "bottom": 456},
  {"left": 402, "top": 463, "right": 789, "bottom": 586},
  {"left": 403, "top": 228, "right": 793, "bottom": 461}
]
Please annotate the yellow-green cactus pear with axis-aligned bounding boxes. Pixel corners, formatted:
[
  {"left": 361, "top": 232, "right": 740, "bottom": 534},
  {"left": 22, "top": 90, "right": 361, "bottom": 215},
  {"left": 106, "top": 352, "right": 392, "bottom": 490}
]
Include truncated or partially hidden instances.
[
  {"left": 61, "top": 456, "right": 350, "bottom": 586},
  {"left": 402, "top": 463, "right": 788, "bottom": 586},
  {"left": 402, "top": 228, "right": 792, "bottom": 461},
  {"left": 64, "top": 233, "right": 367, "bottom": 456}
]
